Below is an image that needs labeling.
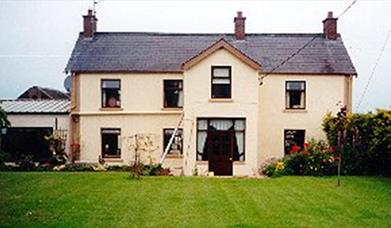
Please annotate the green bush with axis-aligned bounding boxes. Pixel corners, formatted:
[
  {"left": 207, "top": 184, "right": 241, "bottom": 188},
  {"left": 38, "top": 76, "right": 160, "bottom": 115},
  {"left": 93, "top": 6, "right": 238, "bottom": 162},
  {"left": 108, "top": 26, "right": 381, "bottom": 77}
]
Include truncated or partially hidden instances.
[
  {"left": 262, "top": 159, "right": 285, "bottom": 177},
  {"left": 323, "top": 109, "right": 391, "bottom": 176}
]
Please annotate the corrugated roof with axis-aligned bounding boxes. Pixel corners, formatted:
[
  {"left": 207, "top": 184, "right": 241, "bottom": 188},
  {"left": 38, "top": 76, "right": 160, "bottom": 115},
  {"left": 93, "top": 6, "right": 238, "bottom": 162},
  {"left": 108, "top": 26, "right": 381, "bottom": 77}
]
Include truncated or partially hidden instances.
[
  {"left": 0, "top": 100, "right": 70, "bottom": 114},
  {"left": 65, "top": 32, "right": 356, "bottom": 75}
]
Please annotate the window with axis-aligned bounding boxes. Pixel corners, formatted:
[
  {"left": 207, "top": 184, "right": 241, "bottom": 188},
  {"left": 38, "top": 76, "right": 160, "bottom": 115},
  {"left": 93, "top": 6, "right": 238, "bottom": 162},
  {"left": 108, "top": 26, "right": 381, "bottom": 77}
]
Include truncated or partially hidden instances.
[
  {"left": 211, "top": 66, "right": 231, "bottom": 99},
  {"left": 286, "top": 81, "right": 305, "bottom": 109},
  {"left": 196, "top": 119, "right": 245, "bottom": 161},
  {"left": 101, "top": 79, "right": 120, "bottom": 108},
  {"left": 101, "top": 128, "right": 121, "bottom": 158},
  {"left": 163, "top": 80, "right": 183, "bottom": 108},
  {"left": 284, "top": 129, "right": 305, "bottom": 155},
  {"left": 163, "top": 129, "right": 183, "bottom": 155}
]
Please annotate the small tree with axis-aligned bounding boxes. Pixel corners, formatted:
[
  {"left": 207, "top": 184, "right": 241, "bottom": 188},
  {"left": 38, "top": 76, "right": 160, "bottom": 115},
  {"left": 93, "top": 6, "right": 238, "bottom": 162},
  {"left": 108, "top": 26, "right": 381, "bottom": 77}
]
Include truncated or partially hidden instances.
[{"left": 126, "top": 133, "right": 158, "bottom": 178}]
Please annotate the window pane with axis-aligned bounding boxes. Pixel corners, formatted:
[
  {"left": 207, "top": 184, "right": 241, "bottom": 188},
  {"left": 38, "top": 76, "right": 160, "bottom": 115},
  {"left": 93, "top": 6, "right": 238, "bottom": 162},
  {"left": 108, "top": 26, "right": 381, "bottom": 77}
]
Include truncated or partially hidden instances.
[
  {"left": 164, "top": 129, "right": 183, "bottom": 155},
  {"left": 234, "top": 120, "right": 245, "bottom": 130},
  {"left": 197, "top": 120, "right": 207, "bottom": 130},
  {"left": 101, "top": 129, "right": 121, "bottom": 158},
  {"left": 284, "top": 129, "right": 305, "bottom": 155},
  {"left": 213, "top": 68, "right": 230, "bottom": 77},
  {"left": 212, "top": 84, "right": 231, "bottom": 98},
  {"left": 197, "top": 131, "right": 207, "bottom": 160},
  {"left": 212, "top": 78, "right": 230, "bottom": 84},
  {"left": 164, "top": 80, "right": 183, "bottom": 108},
  {"left": 102, "top": 89, "right": 120, "bottom": 108},
  {"left": 102, "top": 129, "right": 121, "bottom": 134},
  {"left": 287, "top": 81, "right": 304, "bottom": 91},
  {"left": 102, "top": 80, "right": 120, "bottom": 89},
  {"left": 209, "top": 120, "right": 233, "bottom": 131},
  {"left": 234, "top": 132, "right": 245, "bottom": 161}
]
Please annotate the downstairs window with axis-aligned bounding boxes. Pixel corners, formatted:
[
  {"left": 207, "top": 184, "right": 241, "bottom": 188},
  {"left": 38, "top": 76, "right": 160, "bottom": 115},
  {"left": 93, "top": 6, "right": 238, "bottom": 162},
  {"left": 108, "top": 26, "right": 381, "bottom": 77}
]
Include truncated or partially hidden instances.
[
  {"left": 101, "top": 128, "right": 121, "bottom": 158},
  {"left": 284, "top": 129, "right": 305, "bottom": 155},
  {"left": 163, "top": 128, "right": 183, "bottom": 155}
]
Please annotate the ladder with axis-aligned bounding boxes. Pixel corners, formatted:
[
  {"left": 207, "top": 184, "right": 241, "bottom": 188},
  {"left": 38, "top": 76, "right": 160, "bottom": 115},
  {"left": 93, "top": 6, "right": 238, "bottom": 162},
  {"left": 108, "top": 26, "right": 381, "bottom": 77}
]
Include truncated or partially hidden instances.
[{"left": 159, "top": 112, "right": 184, "bottom": 164}]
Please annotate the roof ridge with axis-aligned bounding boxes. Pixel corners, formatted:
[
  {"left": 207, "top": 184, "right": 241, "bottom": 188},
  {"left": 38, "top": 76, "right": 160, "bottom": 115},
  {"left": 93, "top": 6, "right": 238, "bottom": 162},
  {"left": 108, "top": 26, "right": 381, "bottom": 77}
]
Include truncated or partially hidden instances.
[{"left": 79, "top": 32, "right": 323, "bottom": 37}]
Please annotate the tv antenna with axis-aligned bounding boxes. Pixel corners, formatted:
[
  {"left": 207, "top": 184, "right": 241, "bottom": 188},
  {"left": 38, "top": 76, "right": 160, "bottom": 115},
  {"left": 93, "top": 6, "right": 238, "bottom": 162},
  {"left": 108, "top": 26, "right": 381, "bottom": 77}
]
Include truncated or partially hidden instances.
[{"left": 93, "top": 0, "right": 98, "bottom": 15}]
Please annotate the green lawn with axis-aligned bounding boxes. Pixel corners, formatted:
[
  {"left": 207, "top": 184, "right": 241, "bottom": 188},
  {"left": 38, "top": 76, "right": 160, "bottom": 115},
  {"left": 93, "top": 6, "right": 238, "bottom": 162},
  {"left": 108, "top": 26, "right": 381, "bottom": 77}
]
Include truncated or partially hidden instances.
[{"left": 0, "top": 173, "right": 391, "bottom": 227}]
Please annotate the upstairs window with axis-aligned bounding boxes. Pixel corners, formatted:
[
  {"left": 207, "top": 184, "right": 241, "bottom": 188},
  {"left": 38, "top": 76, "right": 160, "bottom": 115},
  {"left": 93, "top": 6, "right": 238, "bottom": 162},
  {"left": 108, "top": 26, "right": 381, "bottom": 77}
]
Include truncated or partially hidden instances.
[
  {"left": 101, "top": 79, "right": 120, "bottom": 108},
  {"left": 211, "top": 66, "right": 231, "bottom": 99},
  {"left": 163, "top": 80, "right": 183, "bottom": 108},
  {"left": 284, "top": 129, "right": 305, "bottom": 155},
  {"left": 163, "top": 128, "right": 183, "bottom": 155},
  {"left": 101, "top": 128, "right": 121, "bottom": 158},
  {"left": 286, "top": 81, "right": 306, "bottom": 109}
]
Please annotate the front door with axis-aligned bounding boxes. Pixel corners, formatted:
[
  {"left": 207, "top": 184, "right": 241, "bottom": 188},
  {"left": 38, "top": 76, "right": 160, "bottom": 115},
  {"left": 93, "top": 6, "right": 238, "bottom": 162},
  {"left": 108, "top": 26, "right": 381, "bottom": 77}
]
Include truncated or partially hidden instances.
[{"left": 207, "top": 130, "right": 233, "bottom": 176}]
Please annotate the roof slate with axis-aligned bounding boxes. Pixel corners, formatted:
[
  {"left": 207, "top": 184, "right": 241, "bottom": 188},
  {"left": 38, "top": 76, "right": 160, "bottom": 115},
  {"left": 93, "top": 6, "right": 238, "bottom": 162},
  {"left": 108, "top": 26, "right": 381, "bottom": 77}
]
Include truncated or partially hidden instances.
[
  {"left": 65, "top": 32, "right": 356, "bottom": 75},
  {"left": 0, "top": 100, "right": 70, "bottom": 114}
]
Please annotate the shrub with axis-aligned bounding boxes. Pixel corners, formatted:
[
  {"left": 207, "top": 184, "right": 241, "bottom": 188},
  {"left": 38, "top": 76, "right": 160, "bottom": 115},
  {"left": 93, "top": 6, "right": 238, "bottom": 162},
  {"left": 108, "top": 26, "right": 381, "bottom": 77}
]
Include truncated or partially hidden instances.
[
  {"left": 16, "top": 154, "right": 36, "bottom": 171},
  {"left": 283, "top": 139, "right": 337, "bottom": 176},
  {"left": 59, "top": 163, "right": 97, "bottom": 172},
  {"left": 323, "top": 109, "right": 391, "bottom": 176},
  {"left": 143, "top": 164, "right": 170, "bottom": 176},
  {"left": 262, "top": 159, "right": 286, "bottom": 177}
]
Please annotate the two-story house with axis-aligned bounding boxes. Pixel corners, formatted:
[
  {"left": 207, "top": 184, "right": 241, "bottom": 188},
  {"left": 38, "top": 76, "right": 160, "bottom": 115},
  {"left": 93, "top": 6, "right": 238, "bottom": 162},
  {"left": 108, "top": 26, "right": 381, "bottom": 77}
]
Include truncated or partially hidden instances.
[{"left": 65, "top": 10, "right": 356, "bottom": 176}]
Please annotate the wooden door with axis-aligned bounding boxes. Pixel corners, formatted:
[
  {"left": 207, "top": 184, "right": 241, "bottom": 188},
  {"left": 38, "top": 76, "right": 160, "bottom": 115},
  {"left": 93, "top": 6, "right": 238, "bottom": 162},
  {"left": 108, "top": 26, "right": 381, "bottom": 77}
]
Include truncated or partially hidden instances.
[{"left": 207, "top": 130, "right": 233, "bottom": 176}]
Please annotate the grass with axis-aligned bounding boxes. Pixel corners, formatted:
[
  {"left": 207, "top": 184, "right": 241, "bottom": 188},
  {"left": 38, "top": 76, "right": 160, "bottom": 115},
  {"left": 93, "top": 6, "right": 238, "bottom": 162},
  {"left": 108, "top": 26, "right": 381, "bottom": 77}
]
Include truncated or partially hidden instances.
[{"left": 0, "top": 173, "right": 391, "bottom": 227}]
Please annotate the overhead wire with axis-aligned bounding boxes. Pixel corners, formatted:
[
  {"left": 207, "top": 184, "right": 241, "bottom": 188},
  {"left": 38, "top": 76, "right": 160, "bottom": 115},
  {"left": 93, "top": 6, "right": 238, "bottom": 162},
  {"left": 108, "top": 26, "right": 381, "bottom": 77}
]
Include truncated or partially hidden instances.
[{"left": 355, "top": 26, "right": 391, "bottom": 110}]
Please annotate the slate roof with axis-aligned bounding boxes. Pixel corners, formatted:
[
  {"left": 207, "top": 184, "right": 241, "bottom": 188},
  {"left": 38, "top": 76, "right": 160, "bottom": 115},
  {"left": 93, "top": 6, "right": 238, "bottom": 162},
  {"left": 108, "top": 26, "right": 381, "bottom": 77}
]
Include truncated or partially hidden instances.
[
  {"left": 65, "top": 32, "right": 356, "bottom": 75},
  {"left": 0, "top": 100, "right": 70, "bottom": 114}
]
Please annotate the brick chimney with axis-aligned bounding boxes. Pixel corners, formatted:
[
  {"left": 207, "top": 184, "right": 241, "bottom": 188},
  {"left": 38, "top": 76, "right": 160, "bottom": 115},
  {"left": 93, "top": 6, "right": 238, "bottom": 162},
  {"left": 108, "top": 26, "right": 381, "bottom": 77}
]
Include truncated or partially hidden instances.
[
  {"left": 323, "top": 11, "right": 338, "bottom": 40},
  {"left": 234, "top": 11, "right": 246, "bottom": 40},
  {"left": 83, "top": 9, "right": 97, "bottom": 38}
]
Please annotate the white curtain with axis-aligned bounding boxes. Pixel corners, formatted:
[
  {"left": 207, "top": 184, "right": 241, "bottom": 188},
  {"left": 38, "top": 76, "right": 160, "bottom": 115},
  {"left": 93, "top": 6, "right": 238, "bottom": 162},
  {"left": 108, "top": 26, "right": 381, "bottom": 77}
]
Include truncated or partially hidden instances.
[
  {"left": 234, "top": 120, "right": 245, "bottom": 130},
  {"left": 197, "top": 120, "right": 207, "bottom": 130},
  {"left": 209, "top": 120, "right": 233, "bottom": 130},
  {"left": 177, "top": 90, "right": 184, "bottom": 107},
  {"left": 197, "top": 132, "right": 207, "bottom": 160},
  {"left": 235, "top": 132, "right": 244, "bottom": 161}
]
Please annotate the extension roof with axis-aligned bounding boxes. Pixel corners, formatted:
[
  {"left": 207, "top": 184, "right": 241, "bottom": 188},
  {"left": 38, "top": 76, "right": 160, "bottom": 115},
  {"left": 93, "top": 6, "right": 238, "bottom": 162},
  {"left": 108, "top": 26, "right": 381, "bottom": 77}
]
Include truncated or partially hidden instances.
[
  {"left": 0, "top": 99, "right": 70, "bottom": 114},
  {"left": 65, "top": 32, "right": 356, "bottom": 75}
]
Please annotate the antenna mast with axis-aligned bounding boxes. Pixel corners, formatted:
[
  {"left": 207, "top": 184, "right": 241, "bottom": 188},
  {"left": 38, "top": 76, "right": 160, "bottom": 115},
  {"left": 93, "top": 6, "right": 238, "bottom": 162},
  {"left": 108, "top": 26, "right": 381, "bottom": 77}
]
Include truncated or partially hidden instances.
[{"left": 93, "top": 0, "right": 98, "bottom": 15}]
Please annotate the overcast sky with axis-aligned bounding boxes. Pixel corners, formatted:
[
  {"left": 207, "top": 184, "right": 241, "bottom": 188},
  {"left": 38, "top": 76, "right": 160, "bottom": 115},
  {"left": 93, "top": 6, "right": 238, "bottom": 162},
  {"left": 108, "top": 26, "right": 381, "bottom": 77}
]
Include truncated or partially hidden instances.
[{"left": 0, "top": 0, "right": 390, "bottom": 113}]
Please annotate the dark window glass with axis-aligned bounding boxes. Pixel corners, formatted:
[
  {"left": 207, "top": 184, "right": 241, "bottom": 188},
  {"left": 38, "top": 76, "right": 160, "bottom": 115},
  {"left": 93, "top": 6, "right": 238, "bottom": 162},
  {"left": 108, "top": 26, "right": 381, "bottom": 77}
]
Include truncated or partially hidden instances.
[
  {"left": 101, "top": 79, "right": 120, "bottom": 108},
  {"left": 211, "top": 66, "right": 231, "bottom": 99},
  {"left": 164, "top": 80, "right": 183, "bottom": 108},
  {"left": 163, "top": 129, "right": 183, "bottom": 155},
  {"left": 284, "top": 129, "right": 305, "bottom": 155},
  {"left": 101, "top": 128, "right": 121, "bottom": 158},
  {"left": 286, "top": 81, "right": 305, "bottom": 109}
]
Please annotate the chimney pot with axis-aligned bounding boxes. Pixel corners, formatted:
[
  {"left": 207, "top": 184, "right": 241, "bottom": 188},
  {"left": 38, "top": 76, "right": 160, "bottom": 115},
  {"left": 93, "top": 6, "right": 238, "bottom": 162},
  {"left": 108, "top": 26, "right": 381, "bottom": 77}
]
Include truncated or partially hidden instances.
[
  {"left": 83, "top": 9, "right": 97, "bottom": 38},
  {"left": 234, "top": 11, "right": 246, "bottom": 40},
  {"left": 323, "top": 11, "right": 338, "bottom": 40}
]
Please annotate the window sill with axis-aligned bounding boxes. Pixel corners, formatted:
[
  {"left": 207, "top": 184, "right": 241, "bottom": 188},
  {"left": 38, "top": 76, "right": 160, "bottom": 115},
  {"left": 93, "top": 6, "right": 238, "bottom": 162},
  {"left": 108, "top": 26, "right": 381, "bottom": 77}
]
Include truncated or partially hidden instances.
[
  {"left": 283, "top": 109, "right": 308, "bottom": 113},
  {"left": 100, "top": 107, "right": 123, "bottom": 111},
  {"left": 196, "top": 161, "right": 208, "bottom": 165},
  {"left": 161, "top": 107, "right": 183, "bottom": 111},
  {"left": 165, "top": 154, "right": 183, "bottom": 159},
  {"left": 233, "top": 161, "right": 246, "bottom": 165},
  {"left": 208, "top": 98, "right": 233, "bottom": 103},
  {"left": 103, "top": 158, "right": 123, "bottom": 162}
]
